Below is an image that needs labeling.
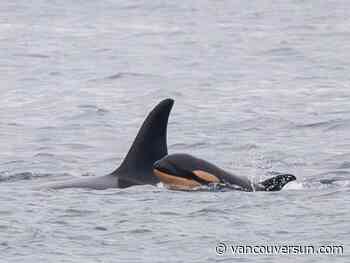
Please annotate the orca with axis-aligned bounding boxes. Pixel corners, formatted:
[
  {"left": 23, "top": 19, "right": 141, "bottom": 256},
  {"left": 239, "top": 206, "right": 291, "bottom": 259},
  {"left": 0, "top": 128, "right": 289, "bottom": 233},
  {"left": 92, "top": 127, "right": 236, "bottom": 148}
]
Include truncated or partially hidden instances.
[
  {"left": 39, "top": 98, "right": 174, "bottom": 190},
  {"left": 153, "top": 153, "right": 296, "bottom": 191}
]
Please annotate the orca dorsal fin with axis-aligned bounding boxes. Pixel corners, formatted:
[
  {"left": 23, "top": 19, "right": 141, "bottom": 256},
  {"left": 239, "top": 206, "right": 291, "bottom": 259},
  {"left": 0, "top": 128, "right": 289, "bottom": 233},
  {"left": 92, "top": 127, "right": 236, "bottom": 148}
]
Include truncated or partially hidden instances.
[
  {"left": 259, "top": 174, "right": 296, "bottom": 191},
  {"left": 112, "top": 99, "right": 174, "bottom": 186}
]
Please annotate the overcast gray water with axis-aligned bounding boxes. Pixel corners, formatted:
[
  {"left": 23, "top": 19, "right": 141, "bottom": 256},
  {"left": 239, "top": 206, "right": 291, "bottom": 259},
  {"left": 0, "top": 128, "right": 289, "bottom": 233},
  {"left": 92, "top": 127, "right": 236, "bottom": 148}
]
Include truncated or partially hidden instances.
[{"left": 0, "top": 1, "right": 349, "bottom": 262}]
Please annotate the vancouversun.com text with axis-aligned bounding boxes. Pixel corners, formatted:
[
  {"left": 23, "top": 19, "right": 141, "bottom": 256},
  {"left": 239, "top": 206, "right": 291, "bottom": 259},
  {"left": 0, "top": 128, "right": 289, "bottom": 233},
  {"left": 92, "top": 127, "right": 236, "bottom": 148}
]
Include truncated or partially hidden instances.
[{"left": 215, "top": 242, "right": 344, "bottom": 256}]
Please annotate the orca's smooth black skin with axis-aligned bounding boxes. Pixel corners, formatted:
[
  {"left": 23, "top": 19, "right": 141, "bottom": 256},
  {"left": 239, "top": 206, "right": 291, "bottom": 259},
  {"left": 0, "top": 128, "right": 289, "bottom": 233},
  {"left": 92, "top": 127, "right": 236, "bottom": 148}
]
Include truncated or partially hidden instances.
[
  {"left": 38, "top": 98, "right": 174, "bottom": 190},
  {"left": 154, "top": 153, "right": 296, "bottom": 191}
]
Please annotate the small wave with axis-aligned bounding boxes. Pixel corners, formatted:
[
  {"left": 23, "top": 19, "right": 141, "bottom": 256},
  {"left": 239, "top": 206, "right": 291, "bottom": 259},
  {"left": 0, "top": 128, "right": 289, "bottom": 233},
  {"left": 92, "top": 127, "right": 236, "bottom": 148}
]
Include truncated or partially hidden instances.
[
  {"left": 314, "top": 189, "right": 349, "bottom": 198},
  {"left": 14, "top": 53, "right": 50, "bottom": 59},
  {"left": 6, "top": 122, "right": 21, "bottom": 127},
  {"left": 303, "top": 171, "right": 350, "bottom": 189},
  {"left": 34, "top": 152, "right": 55, "bottom": 158},
  {"left": 63, "top": 208, "right": 96, "bottom": 217},
  {"left": 294, "top": 120, "right": 334, "bottom": 129},
  {"left": 0, "top": 172, "right": 37, "bottom": 182},
  {"left": 337, "top": 161, "right": 350, "bottom": 169},
  {"left": 59, "top": 143, "right": 95, "bottom": 150},
  {"left": 67, "top": 105, "right": 110, "bottom": 119},
  {"left": 188, "top": 207, "right": 229, "bottom": 216},
  {"left": 158, "top": 211, "right": 182, "bottom": 216},
  {"left": 170, "top": 142, "right": 209, "bottom": 150},
  {"left": 293, "top": 118, "right": 350, "bottom": 132},
  {"left": 78, "top": 104, "right": 109, "bottom": 114},
  {"left": 37, "top": 126, "right": 57, "bottom": 130},
  {"left": 282, "top": 181, "right": 304, "bottom": 190},
  {"left": 1, "top": 160, "right": 25, "bottom": 165},
  {"left": 32, "top": 152, "right": 84, "bottom": 164},
  {"left": 235, "top": 144, "right": 259, "bottom": 151},
  {"left": 129, "top": 228, "right": 152, "bottom": 234},
  {"left": 0, "top": 241, "right": 9, "bottom": 248},
  {"left": 314, "top": 170, "right": 350, "bottom": 179},
  {"left": 319, "top": 178, "right": 350, "bottom": 187},
  {"left": 49, "top": 71, "right": 61, "bottom": 76},
  {"left": 261, "top": 46, "right": 303, "bottom": 58},
  {"left": 67, "top": 113, "right": 105, "bottom": 121},
  {"left": 90, "top": 72, "right": 161, "bottom": 82},
  {"left": 325, "top": 119, "right": 350, "bottom": 131},
  {"left": 0, "top": 172, "right": 70, "bottom": 182},
  {"left": 116, "top": 228, "right": 152, "bottom": 234},
  {"left": 94, "top": 226, "right": 108, "bottom": 231}
]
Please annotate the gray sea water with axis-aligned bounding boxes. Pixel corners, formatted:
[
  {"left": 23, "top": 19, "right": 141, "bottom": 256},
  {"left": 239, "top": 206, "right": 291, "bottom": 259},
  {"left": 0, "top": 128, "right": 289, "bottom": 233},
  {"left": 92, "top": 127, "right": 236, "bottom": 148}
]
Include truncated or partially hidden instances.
[{"left": 0, "top": 1, "right": 349, "bottom": 262}]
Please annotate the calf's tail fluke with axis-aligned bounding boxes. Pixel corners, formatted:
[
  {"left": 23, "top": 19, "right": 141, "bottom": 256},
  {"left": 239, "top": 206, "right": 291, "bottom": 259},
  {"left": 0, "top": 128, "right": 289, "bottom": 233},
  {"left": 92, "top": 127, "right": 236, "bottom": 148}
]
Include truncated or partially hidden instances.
[{"left": 259, "top": 174, "right": 296, "bottom": 191}]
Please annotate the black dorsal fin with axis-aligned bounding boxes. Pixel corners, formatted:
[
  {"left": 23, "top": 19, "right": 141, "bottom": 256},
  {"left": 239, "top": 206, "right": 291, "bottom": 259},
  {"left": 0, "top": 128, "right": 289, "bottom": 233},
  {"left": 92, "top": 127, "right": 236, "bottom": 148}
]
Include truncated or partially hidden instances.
[{"left": 112, "top": 99, "right": 174, "bottom": 187}]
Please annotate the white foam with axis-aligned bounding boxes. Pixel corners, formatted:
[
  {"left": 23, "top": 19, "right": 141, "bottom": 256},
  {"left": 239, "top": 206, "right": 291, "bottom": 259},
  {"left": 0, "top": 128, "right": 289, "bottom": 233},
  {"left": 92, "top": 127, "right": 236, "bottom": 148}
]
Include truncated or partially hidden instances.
[{"left": 282, "top": 181, "right": 304, "bottom": 190}]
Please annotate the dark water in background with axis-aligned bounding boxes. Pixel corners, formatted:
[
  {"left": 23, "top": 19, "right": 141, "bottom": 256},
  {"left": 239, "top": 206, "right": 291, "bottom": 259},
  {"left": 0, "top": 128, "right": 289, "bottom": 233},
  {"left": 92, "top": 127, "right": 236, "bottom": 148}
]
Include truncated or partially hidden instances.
[{"left": 0, "top": 1, "right": 349, "bottom": 262}]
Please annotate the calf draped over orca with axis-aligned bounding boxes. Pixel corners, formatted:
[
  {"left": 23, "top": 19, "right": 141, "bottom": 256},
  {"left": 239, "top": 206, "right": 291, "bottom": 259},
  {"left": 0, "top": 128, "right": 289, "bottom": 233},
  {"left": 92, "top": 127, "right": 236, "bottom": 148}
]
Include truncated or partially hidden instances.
[
  {"left": 153, "top": 153, "right": 296, "bottom": 191},
  {"left": 39, "top": 98, "right": 174, "bottom": 190}
]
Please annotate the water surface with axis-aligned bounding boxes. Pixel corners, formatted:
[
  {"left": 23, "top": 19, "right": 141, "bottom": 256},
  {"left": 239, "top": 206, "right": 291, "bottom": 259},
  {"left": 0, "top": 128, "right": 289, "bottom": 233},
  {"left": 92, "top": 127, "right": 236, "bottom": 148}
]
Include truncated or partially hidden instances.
[{"left": 0, "top": 1, "right": 349, "bottom": 262}]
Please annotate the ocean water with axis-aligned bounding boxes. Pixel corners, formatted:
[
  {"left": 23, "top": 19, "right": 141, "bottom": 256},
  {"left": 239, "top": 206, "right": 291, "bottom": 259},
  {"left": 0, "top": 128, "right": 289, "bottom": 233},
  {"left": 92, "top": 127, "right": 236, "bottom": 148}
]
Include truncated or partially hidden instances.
[{"left": 0, "top": 1, "right": 349, "bottom": 262}]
